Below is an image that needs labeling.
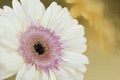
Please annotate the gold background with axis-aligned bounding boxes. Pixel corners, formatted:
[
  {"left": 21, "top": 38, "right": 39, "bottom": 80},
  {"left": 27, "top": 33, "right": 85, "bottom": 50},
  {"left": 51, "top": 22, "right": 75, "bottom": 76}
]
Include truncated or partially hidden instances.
[{"left": 0, "top": 0, "right": 120, "bottom": 80}]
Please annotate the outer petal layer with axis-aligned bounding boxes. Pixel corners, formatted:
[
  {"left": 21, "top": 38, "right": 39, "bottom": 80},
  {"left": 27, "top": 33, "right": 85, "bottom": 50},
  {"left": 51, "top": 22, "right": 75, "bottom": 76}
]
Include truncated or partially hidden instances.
[
  {"left": 20, "top": 0, "right": 45, "bottom": 21},
  {"left": 16, "top": 65, "right": 43, "bottom": 80},
  {"left": 0, "top": 50, "right": 24, "bottom": 79}
]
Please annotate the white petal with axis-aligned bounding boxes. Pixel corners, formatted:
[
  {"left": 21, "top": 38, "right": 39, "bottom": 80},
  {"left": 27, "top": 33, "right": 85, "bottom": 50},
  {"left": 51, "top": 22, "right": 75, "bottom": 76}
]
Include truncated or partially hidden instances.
[
  {"left": 12, "top": 0, "right": 25, "bottom": 20},
  {"left": 0, "top": 51, "right": 24, "bottom": 79},
  {"left": 63, "top": 63, "right": 87, "bottom": 73},
  {"left": 46, "top": 5, "right": 76, "bottom": 33},
  {"left": 24, "top": 65, "right": 36, "bottom": 80},
  {"left": 76, "top": 73, "right": 84, "bottom": 80},
  {"left": 42, "top": 71, "right": 48, "bottom": 80},
  {"left": 0, "top": 51, "right": 24, "bottom": 71},
  {"left": 17, "top": 65, "right": 42, "bottom": 80},
  {"left": 60, "top": 25, "right": 85, "bottom": 40},
  {"left": 63, "top": 62, "right": 87, "bottom": 73},
  {"left": 12, "top": 0, "right": 27, "bottom": 30},
  {"left": 63, "top": 66, "right": 76, "bottom": 75},
  {"left": 41, "top": 2, "right": 62, "bottom": 27},
  {"left": 0, "top": 36, "right": 18, "bottom": 49},
  {"left": 68, "top": 37, "right": 86, "bottom": 48},
  {"left": 48, "top": 7, "right": 71, "bottom": 30},
  {"left": 47, "top": 3, "right": 62, "bottom": 26},
  {"left": 16, "top": 64, "right": 27, "bottom": 80},
  {"left": 20, "top": 0, "right": 29, "bottom": 11},
  {"left": 64, "top": 37, "right": 87, "bottom": 53},
  {"left": 63, "top": 51, "right": 89, "bottom": 65},
  {"left": 0, "top": 70, "right": 16, "bottom": 80},
  {"left": 49, "top": 70, "right": 56, "bottom": 80},
  {"left": 0, "top": 47, "right": 14, "bottom": 56},
  {"left": 2, "top": 6, "right": 22, "bottom": 32},
  {"left": 61, "top": 66, "right": 84, "bottom": 80},
  {"left": 0, "top": 16, "right": 17, "bottom": 34},
  {"left": 0, "top": 32, "right": 19, "bottom": 46},
  {"left": 0, "top": 27, "right": 4, "bottom": 34},
  {"left": 35, "top": 70, "right": 42, "bottom": 80},
  {"left": 79, "top": 65, "right": 87, "bottom": 73},
  {"left": 54, "top": 67, "right": 73, "bottom": 80},
  {"left": 59, "top": 24, "right": 86, "bottom": 53},
  {"left": 3, "top": 6, "right": 13, "bottom": 13},
  {"left": 0, "top": 9, "right": 4, "bottom": 16},
  {"left": 61, "top": 52, "right": 88, "bottom": 73},
  {"left": 40, "top": 2, "right": 56, "bottom": 27},
  {"left": 0, "top": 9, "right": 21, "bottom": 33},
  {"left": 27, "top": 0, "right": 45, "bottom": 21},
  {"left": 40, "top": 2, "right": 73, "bottom": 32},
  {"left": 0, "top": 48, "right": 5, "bottom": 54},
  {"left": 20, "top": 0, "right": 45, "bottom": 22}
]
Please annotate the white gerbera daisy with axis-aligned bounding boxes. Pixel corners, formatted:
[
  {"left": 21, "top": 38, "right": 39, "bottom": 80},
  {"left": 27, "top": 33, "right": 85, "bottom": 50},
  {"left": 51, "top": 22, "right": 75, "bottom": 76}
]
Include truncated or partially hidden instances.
[{"left": 0, "top": 0, "right": 89, "bottom": 80}]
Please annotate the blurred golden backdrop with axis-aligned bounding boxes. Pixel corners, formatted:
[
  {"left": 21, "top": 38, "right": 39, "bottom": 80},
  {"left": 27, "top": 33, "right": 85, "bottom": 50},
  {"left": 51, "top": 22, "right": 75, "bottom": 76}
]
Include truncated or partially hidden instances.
[{"left": 0, "top": 0, "right": 120, "bottom": 80}]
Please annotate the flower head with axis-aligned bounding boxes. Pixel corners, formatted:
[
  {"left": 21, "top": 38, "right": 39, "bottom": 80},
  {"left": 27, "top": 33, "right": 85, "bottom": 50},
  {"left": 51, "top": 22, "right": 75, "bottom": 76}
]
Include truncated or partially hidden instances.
[{"left": 0, "top": 0, "right": 88, "bottom": 80}]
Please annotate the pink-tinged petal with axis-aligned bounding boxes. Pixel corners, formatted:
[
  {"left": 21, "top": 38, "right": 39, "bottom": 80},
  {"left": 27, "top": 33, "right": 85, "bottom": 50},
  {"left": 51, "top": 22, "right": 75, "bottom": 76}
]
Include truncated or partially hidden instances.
[{"left": 19, "top": 24, "right": 63, "bottom": 73}]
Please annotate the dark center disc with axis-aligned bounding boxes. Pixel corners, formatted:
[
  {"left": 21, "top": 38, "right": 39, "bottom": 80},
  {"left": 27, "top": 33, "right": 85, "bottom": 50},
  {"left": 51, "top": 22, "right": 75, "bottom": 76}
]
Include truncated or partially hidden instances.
[{"left": 34, "top": 42, "right": 45, "bottom": 55}]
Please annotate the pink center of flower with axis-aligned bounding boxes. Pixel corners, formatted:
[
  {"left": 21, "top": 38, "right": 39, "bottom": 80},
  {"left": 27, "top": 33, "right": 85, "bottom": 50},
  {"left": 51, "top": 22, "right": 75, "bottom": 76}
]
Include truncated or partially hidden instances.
[{"left": 19, "top": 24, "right": 63, "bottom": 73}]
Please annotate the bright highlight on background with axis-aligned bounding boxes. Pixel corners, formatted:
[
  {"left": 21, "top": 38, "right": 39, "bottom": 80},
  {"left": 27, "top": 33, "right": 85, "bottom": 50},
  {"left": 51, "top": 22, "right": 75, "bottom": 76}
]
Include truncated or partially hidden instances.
[{"left": 0, "top": 0, "right": 120, "bottom": 80}]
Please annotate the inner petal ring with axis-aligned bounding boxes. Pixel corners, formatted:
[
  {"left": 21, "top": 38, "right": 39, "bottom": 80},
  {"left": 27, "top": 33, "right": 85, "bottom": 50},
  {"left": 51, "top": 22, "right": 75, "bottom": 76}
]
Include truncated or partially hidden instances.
[{"left": 19, "top": 24, "right": 63, "bottom": 72}]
